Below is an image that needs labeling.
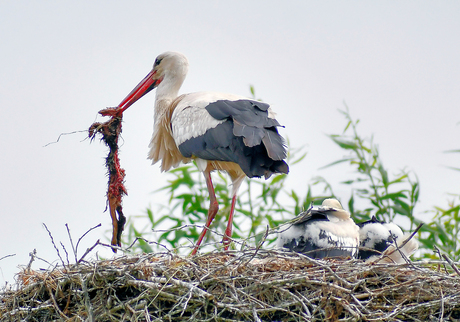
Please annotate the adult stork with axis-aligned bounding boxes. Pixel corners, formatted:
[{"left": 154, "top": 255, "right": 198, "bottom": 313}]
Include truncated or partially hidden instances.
[
  {"left": 116, "top": 51, "right": 289, "bottom": 255},
  {"left": 277, "top": 199, "right": 359, "bottom": 259},
  {"left": 358, "top": 216, "right": 418, "bottom": 263}
]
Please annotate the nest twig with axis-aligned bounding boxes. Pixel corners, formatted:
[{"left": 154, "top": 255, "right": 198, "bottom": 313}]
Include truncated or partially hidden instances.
[{"left": 2, "top": 250, "right": 460, "bottom": 321}]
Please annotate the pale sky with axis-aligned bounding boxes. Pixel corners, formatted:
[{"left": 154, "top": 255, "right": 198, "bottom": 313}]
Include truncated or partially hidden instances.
[{"left": 1, "top": 1, "right": 459, "bottom": 285}]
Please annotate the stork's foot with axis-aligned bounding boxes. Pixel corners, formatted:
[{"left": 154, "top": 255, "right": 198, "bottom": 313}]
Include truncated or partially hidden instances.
[
  {"left": 115, "top": 206, "right": 126, "bottom": 245},
  {"left": 110, "top": 205, "right": 126, "bottom": 253}
]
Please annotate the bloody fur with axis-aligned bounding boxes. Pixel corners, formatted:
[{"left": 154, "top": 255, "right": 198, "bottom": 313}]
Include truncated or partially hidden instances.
[{"left": 89, "top": 107, "right": 127, "bottom": 252}]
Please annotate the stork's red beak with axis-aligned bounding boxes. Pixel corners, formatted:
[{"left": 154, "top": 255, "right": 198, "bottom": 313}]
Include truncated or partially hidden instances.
[{"left": 118, "top": 69, "right": 162, "bottom": 112}]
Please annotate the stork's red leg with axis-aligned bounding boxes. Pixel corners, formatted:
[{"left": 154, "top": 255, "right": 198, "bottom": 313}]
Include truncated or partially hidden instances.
[
  {"left": 222, "top": 194, "right": 238, "bottom": 250},
  {"left": 108, "top": 194, "right": 119, "bottom": 247},
  {"left": 222, "top": 176, "right": 244, "bottom": 251},
  {"left": 191, "top": 170, "right": 219, "bottom": 255}
]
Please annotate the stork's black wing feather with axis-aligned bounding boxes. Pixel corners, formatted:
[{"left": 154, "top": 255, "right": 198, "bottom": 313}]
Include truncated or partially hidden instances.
[
  {"left": 178, "top": 99, "right": 289, "bottom": 178},
  {"left": 206, "top": 100, "right": 286, "bottom": 159}
]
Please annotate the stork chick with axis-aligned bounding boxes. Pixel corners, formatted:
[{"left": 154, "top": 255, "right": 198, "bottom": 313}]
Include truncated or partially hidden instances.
[
  {"left": 358, "top": 216, "right": 418, "bottom": 264},
  {"left": 277, "top": 199, "right": 359, "bottom": 259}
]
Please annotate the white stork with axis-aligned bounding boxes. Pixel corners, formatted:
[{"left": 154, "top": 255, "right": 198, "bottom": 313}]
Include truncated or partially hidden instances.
[
  {"left": 116, "top": 51, "right": 289, "bottom": 255},
  {"left": 277, "top": 199, "right": 359, "bottom": 259},
  {"left": 358, "top": 216, "right": 418, "bottom": 264}
]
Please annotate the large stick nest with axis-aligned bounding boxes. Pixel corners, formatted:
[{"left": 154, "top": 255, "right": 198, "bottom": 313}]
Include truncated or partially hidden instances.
[{"left": 1, "top": 250, "right": 460, "bottom": 321}]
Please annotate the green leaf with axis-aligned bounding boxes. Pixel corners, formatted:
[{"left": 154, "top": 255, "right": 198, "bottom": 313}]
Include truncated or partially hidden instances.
[
  {"left": 319, "top": 158, "right": 353, "bottom": 170},
  {"left": 444, "top": 149, "right": 460, "bottom": 153},
  {"left": 388, "top": 174, "right": 408, "bottom": 185},
  {"left": 329, "top": 135, "right": 359, "bottom": 150},
  {"left": 270, "top": 174, "right": 286, "bottom": 184},
  {"left": 378, "top": 163, "right": 388, "bottom": 187},
  {"left": 444, "top": 166, "right": 460, "bottom": 172},
  {"left": 249, "top": 85, "right": 255, "bottom": 98},
  {"left": 348, "top": 193, "right": 355, "bottom": 216},
  {"left": 343, "top": 120, "right": 352, "bottom": 134},
  {"left": 380, "top": 192, "right": 407, "bottom": 200}
]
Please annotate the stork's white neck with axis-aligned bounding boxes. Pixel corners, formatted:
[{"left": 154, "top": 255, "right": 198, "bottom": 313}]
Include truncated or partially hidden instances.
[
  {"left": 154, "top": 55, "right": 189, "bottom": 111},
  {"left": 155, "top": 74, "right": 184, "bottom": 102},
  {"left": 153, "top": 72, "right": 187, "bottom": 126}
]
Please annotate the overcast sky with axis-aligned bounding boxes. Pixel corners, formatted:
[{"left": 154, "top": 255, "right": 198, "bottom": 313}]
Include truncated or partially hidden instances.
[{"left": 1, "top": 1, "right": 459, "bottom": 285}]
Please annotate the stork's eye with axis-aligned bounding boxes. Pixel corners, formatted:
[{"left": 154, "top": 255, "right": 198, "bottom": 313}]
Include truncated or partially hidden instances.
[{"left": 154, "top": 58, "right": 163, "bottom": 67}]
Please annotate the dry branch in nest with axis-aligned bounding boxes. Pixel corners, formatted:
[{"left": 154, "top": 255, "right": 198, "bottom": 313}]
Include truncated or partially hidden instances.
[
  {"left": 1, "top": 250, "right": 460, "bottom": 321},
  {"left": 89, "top": 107, "right": 127, "bottom": 252}
]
